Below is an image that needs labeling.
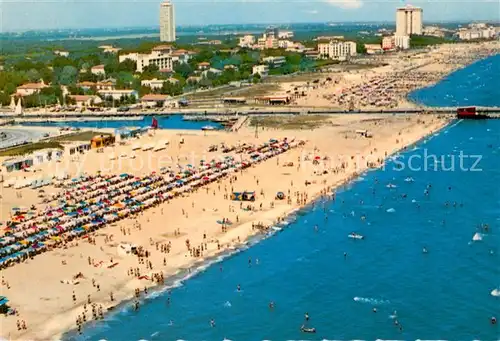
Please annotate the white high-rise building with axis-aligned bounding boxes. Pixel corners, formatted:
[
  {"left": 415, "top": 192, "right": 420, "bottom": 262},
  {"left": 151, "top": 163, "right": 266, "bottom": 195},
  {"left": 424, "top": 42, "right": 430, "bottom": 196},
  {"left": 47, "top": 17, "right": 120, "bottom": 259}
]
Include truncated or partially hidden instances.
[
  {"left": 160, "top": 1, "right": 176, "bottom": 42},
  {"left": 396, "top": 5, "right": 423, "bottom": 36}
]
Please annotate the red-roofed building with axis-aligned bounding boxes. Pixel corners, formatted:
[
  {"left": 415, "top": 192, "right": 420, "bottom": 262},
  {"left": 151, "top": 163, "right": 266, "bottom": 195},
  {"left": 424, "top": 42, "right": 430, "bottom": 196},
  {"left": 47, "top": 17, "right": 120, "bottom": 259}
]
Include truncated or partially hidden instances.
[
  {"left": 77, "top": 81, "right": 97, "bottom": 90},
  {"left": 140, "top": 94, "right": 173, "bottom": 108},
  {"left": 96, "top": 80, "right": 116, "bottom": 90},
  {"left": 91, "top": 65, "right": 106, "bottom": 76},
  {"left": 153, "top": 45, "right": 173, "bottom": 53},
  {"left": 16, "top": 81, "right": 48, "bottom": 96},
  {"left": 171, "top": 49, "right": 193, "bottom": 64},
  {"left": 68, "top": 95, "right": 103, "bottom": 107},
  {"left": 198, "top": 62, "right": 210, "bottom": 70}
]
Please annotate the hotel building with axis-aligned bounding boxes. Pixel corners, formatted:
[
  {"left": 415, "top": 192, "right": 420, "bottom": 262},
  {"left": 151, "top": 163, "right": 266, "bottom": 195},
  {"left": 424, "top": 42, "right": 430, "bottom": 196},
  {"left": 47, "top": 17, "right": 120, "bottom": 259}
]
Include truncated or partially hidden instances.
[
  {"left": 119, "top": 45, "right": 174, "bottom": 73},
  {"left": 396, "top": 5, "right": 423, "bottom": 36},
  {"left": 160, "top": 0, "right": 176, "bottom": 42},
  {"left": 317, "top": 40, "right": 357, "bottom": 61}
]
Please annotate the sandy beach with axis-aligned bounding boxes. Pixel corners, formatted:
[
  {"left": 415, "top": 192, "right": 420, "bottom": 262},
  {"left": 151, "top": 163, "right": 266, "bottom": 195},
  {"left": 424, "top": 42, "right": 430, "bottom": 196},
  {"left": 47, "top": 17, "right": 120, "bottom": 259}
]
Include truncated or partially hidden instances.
[
  {"left": 0, "top": 113, "right": 451, "bottom": 340},
  {"left": 278, "top": 41, "right": 499, "bottom": 110}
]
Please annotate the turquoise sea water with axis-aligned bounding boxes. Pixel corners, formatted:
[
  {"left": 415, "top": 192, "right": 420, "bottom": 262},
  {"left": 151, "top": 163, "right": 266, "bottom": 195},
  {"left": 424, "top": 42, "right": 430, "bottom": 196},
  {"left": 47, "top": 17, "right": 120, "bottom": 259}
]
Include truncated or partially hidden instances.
[
  {"left": 18, "top": 115, "right": 222, "bottom": 130},
  {"left": 409, "top": 53, "right": 500, "bottom": 107},
  {"left": 65, "top": 55, "right": 500, "bottom": 341}
]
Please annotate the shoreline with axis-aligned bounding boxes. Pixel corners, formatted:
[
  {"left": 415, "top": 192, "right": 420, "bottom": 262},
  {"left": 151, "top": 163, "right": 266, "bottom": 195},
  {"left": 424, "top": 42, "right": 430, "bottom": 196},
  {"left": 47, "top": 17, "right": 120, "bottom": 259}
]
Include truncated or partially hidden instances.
[
  {"left": 59, "top": 116, "right": 453, "bottom": 341},
  {"left": 405, "top": 52, "right": 499, "bottom": 107},
  {"left": 0, "top": 115, "right": 451, "bottom": 340}
]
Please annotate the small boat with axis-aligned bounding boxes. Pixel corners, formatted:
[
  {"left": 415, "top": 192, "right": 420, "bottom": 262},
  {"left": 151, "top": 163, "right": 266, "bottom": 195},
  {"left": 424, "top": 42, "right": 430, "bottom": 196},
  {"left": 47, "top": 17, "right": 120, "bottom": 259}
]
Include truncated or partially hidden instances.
[
  {"left": 201, "top": 125, "right": 216, "bottom": 131},
  {"left": 348, "top": 233, "right": 364, "bottom": 240},
  {"left": 300, "top": 326, "right": 316, "bottom": 333},
  {"left": 404, "top": 177, "right": 414, "bottom": 182},
  {"left": 386, "top": 183, "right": 397, "bottom": 188}
]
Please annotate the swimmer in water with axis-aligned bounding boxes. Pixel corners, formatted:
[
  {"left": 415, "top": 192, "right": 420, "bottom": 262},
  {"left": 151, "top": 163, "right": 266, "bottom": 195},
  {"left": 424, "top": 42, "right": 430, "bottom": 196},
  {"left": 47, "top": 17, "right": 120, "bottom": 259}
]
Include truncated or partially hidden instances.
[
  {"left": 304, "top": 312, "right": 310, "bottom": 321},
  {"left": 210, "top": 319, "right": 216, "bottom": 327},
  {"left": 344, "top": 252, "right": 347, "bottom": 260},
  {"left": 492, "top": 316, "right": 497, "bottom": 325},
  {"left": 237, "top": 284, "right": 241, "bottom": 292},
  {"left": 422, "top": 247, "right": 428, "bottom": 254},
  {"left": 314, "top": 225, "right": 318, "bottom": 232},
  {"left": 269, "top": 301, "right": 275, "bottom": 309},
  {"left": 373, "top": 308, "right": 377, "bottom": 313}
]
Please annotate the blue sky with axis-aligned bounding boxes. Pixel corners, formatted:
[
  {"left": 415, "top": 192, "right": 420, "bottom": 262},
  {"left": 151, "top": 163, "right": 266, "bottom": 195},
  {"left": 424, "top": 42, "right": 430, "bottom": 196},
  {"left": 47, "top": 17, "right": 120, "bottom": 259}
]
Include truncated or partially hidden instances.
[{"left": 1, "top": 0, "right": 499, "bottom": 32}]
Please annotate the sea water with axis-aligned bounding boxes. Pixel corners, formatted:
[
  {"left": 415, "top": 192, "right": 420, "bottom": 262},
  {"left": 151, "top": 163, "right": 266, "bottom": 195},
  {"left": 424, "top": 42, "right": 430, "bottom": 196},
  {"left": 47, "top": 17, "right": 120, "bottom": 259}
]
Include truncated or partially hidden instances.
[
  {"left": 65, "top": 56, "right": 500, "bottom": 341},
  {"left": 409, "top": 53, "right": 500, "bottom": 107},
  {"left": 18, "top": 115, "right": 222, "bottom": 130}
]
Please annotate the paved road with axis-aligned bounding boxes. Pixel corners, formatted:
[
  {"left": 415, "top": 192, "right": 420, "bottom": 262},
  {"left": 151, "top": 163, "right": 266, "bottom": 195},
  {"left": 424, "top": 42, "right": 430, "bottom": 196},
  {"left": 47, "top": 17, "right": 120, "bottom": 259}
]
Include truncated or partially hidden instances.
[{"left": 0, "top": 129, "right": 48, "bottom": 150}]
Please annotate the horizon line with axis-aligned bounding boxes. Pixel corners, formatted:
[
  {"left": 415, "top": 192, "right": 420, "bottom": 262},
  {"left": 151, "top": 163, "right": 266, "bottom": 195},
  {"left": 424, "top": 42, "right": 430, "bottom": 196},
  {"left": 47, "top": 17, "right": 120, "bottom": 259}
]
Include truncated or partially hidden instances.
[{"left": 2, "top": 19, "right": 498, "bottom": 35}]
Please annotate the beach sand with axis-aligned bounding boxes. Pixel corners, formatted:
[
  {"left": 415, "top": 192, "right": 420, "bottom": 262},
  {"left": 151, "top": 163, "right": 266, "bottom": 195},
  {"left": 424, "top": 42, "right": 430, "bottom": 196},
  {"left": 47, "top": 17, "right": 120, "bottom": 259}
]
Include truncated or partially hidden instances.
[
  {"left": 277, "top": 41, "right": 499, "bottom": 110},
  {"left": 0, "top": 113, "right": 451, "bottom": 340}
]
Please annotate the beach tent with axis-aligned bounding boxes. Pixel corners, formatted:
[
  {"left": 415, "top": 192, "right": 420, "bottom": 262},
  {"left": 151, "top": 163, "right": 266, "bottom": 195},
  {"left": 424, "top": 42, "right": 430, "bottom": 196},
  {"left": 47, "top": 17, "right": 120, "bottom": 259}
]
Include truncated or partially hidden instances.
[
  {"left": 231, "top": 191, "right": 256, "bottom": 202},
  {"left": 0, "top": 296, "right": 9, "bottom": 311}
]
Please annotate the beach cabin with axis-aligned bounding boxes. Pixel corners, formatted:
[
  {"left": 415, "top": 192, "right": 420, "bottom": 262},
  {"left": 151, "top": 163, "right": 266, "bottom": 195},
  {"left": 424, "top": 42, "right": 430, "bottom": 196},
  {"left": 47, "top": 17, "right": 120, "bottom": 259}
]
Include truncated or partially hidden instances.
[
  {"left": 90, "top": 135, "right": 115, "bottom": 149},
  {"left": 231, "top": 191, "right": 256, "bottom": 202},
  {"left": 2, "top": 157, "right": 34, "bottom": 173},
  {"left": 32, "top": 149, "right": 63, "bottom": 165},
  {"left": 65, "top": 142, "right": 91, "bottom": 155},
  {"left": 116, "top": 127, "right": 149, "bottom": 141}
]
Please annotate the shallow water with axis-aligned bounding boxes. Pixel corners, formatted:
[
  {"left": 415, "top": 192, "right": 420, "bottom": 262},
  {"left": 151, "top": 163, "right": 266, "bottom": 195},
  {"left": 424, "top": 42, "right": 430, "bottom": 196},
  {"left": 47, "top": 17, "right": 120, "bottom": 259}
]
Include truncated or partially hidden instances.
[
  {"left": 18, "top": 115, "right": 222, "bottom": 130},
  {"left": 65, "top": 55, "right": 500, "bottom": 341}
]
